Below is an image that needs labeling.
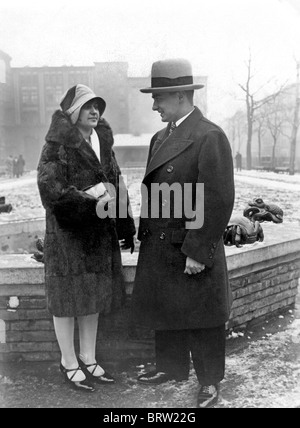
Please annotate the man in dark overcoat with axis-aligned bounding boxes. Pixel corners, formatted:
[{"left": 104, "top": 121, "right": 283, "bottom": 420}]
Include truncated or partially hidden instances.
[{"left": 132, "top": 59, "right": 235, "bottom": 408}]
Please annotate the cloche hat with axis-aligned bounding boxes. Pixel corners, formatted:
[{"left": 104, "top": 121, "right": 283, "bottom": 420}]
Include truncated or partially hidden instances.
[
  {"left": 60, "top": 84, "right": 106, "bottom": 124},
  {"left": 140, "top": 58, "right": 204, "bottom": 93}
]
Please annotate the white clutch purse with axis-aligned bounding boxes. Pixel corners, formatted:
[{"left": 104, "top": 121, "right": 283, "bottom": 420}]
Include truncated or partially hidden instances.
[{"left": 84, "top": 182, "right": 107, "bottom": 199}]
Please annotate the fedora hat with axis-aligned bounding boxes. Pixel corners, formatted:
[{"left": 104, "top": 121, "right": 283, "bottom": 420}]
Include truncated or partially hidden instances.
[
  {"left": 140, "top": 58, "right": 204, "bottom": 93},
  {"left": 60, "top": 84, "right": 106, "bottom": 124}
]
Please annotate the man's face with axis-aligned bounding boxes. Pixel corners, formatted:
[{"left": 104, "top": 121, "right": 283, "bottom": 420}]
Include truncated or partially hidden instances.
[
  {"left": 152, "top": 92, "right": 180, "bottom": 123},
  {"left": 77, "top": 100, "right": 100, "bottom": 129}
]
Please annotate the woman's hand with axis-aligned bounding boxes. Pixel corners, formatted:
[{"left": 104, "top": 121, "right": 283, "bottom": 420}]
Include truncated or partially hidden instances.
[
  {"left": 120, "top": 236, "right": 135, "bottom": 254},
  {"left": 184, "top": 257, "right": 205, "bottom": 275}
]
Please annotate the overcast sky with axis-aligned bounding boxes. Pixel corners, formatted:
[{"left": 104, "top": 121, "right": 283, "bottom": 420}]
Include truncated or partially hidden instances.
[{"left": 1, "top": 0, "right": 300, "bottom": 121}]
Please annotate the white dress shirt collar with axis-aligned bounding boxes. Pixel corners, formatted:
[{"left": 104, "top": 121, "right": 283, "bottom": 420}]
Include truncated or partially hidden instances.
[
  {"left": 175, "top": 107, "right": 195, "bottom": 127},
  {"left": 90, "top": 129, "right": 101, "bottom": 163}
]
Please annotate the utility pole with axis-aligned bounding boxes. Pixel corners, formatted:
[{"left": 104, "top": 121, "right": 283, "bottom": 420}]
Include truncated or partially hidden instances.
[{"left": 289, "top": 61, "right": 300, "bottom": 175}]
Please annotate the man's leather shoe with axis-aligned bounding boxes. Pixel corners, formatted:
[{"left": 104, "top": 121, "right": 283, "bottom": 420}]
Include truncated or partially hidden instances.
[
  {"left": 137, "top": 371, "right": 175, "bottom": 385},
  {"left": 197, "top": 384, "right": 219, "bottom": 408}
]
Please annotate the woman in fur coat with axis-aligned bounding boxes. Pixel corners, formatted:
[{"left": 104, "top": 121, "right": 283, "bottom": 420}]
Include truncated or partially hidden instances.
[{"left": 37, "top": 84, "right": 136, "bottom": 392}]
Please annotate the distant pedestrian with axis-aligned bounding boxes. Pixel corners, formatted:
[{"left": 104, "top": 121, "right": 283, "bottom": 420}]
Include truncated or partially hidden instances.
[
  {"left": 235, "top": 152, "right": 242, "bottom": 172},
  {"left": 17, "top": 155, "right": 25, "bottom": 177},
  {"left": 17, "top": 155, "right": 25, "bottom": 176},
  {"left": 13, "top": 157, "right": 19, "bottom": 178}
]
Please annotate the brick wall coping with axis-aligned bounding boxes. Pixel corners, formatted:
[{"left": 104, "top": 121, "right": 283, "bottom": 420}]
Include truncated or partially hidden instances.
[
  {"left": 224, "top": 222, "right": 300, "bottom": 277},
  {"left": 0, "top": 223, "right": 299, "bottom": 287},
  {"left": 0, "top": 218, "right": 45, "bottom": 235}
]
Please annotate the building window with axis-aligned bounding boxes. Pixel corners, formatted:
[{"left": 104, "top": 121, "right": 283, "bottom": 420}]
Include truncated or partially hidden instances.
[
  {"left": 45, "top": 86, "right": 63, "bottom": 105},
  {"left": 44, "top": 72, "right": 63, "bottom": 86},
  {"left": 21, "top": 86, "right": 38, "bottom": 105},
  {"left": 20, "top": 72, "right": 38, "bottom": 86}
]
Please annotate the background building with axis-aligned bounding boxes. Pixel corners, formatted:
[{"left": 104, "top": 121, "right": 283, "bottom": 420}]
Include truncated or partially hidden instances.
[
  {"left": 0, "top": 50, "right": 13, "bottom": 173},
  {"left": 0, "top": 55, "right": 207, "bottom": 170}
]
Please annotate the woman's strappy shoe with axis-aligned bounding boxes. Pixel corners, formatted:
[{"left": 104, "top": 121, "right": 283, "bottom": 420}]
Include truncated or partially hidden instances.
[
  {"left": 60, "top": 364, "right": 96, "bottom": 392},
  {"left": 78, "top": 358, "right": 115, "bottom": 385}
]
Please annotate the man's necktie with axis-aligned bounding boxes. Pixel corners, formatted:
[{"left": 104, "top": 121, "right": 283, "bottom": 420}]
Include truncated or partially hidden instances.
[
  {"left": 169, "top": 121, "right": 176, "bottom": 135},
  {"left": 151, "top": 122, "right": 177, "bottom": 158}
]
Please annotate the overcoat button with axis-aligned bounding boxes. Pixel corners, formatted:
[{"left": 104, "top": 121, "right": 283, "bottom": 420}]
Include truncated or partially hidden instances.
[
  {"left": 167, "top": 165, "right": 174, "bottom": 173},
  {"left": 160, "top": 232, "right": 166, "bottom": 240},
  {"left": 143, "top": 229, "right": 149, "bottom": 236},
  {"left": 162, "top": 199, "right": 168, "bottom": 207}
]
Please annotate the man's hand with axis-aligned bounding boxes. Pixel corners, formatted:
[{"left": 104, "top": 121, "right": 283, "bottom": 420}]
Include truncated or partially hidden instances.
[
  {"left": 184, "top": 257, "right": 205, "bottom": 275},
  {"left": 120, "top": 236, "right": 135, "bottom": 254}
]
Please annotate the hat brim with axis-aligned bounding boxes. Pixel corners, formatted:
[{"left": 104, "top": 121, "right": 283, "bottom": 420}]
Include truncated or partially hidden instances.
[
  {"left": 81, "top": 96, "right": 106, "bottom": 116},
  {"left": 68, "top": 95, "right": 106, "bottom": 125},
  {"left": 68, "top": 95, "right": 106, "bottom": 116},
  {"left": 140, "top": 83, "right": 204, "bottom": 93}
]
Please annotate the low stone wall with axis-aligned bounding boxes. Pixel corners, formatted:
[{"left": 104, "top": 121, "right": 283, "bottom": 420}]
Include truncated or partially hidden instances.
[
  {"left": 0, "top": 223, "right": 299, "bottom": 363},
  {"left": 0, "top": 218, "right": 45, "bottom": 254}
]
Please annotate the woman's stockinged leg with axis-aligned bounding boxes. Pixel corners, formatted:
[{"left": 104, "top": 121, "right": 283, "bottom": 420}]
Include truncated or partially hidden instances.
[
  {"left": 53, "top": 316, "right": 85, "bottom": 382},
  {"left": 78, "top": 313, "right": 104, "bottom": 376},
  {"left": 78, "top": 313, "right": 99, "bottom": 363},
  {"left": 53, "top": 316, "right": 76, "bottom": 367}
]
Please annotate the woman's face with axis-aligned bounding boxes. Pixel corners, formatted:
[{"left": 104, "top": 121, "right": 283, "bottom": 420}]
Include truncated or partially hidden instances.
[{"left": 77, "top": 100, "right": 100, "bottom": 130}]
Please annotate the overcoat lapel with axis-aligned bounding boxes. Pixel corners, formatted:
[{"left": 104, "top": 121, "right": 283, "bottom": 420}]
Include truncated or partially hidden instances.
[{"left": 144, "top": 107, "right": 203, "bottom": 181}]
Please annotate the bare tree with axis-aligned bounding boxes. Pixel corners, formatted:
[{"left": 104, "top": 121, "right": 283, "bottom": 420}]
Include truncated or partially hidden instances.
[
  {"left": 225, "top": 118, "right": 236, "bottom": 155},
  {"left": 254, "top": 111, "right": 267, "bottom": 166},
  {"left": 289, "top": 61, "right": 300, "bottom": 175},
  {"left": 238, "top": 50, "right": 285, "bottom": 170},
  {"left": 235, "top": 111, "right": 247, "bottom": 153},
  {"left": 263, "top": 97, "right": 286, "bottom": 169},
  {"left": 226, "top": 110, "right": 246, "bottom": 157}
]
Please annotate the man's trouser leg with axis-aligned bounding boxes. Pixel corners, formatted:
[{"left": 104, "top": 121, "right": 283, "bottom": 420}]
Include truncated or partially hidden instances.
[
  {"left": 190, "top": 325, "right": 226, "bottom": 386},
  {"left": 155, "top": 330, "right": 190, "bottom": 381},
  {"left": 155, "top": 325, "right": 226, "bottom": 385}
]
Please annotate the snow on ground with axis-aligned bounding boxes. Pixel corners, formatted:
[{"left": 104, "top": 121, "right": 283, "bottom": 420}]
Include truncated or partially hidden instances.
[
  {"left": 1, "top": 319, "right": 299, "bottom": 408},
  {"left": 0, "top": 169, "right": 300, "bottom": 408},
  {"left": 235, "top": 169, "right": 300, "bottom": 186},
  {"left": 220, "top": 328, "right": 300, "bottom": 408},
  {"left": 0, "top": 172, "right": 43, "bottom": 223},
  {"left": 0, "top": 169, "right": 299, "bottom": 224}
]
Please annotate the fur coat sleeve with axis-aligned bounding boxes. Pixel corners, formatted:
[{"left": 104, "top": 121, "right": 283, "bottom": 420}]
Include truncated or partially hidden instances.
[{"left": 37, "top": 141, "right": 100, "bottom": 227}]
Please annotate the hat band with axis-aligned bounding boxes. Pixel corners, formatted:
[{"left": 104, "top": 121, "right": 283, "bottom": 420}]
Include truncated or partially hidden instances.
[{"left": 151, "top": 75, "right": 193, "bottom": 88}]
